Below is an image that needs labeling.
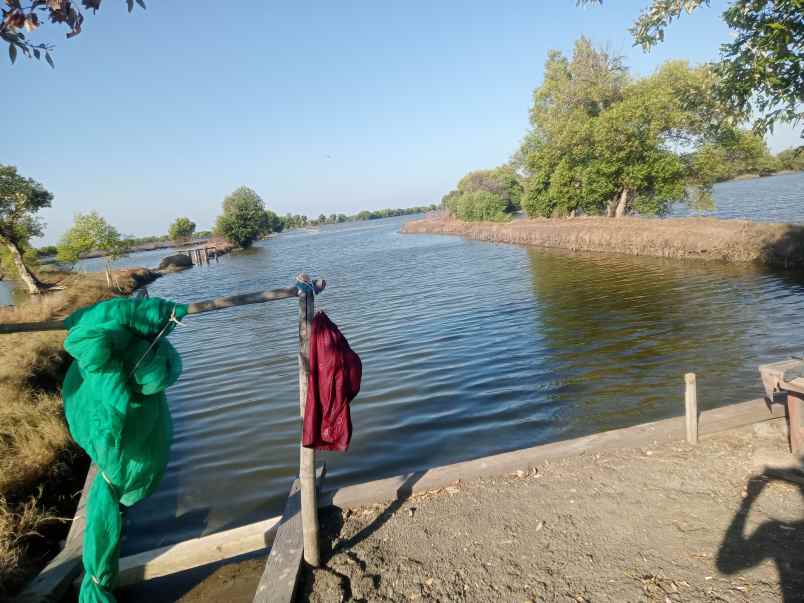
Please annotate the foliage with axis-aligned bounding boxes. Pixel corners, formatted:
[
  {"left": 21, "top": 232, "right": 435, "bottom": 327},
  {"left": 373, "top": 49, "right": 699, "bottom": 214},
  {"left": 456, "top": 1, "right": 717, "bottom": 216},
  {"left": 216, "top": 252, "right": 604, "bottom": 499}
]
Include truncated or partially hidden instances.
[
  {"left": 168, "top": 217, "right": 196, "bottom": 241},
  {"left": 2, "top": 0, "right": 144, "bottom": 67},
  {"left": 579, "top": 0, "right": 803, "bottom": 136},
  {"left": 776, "top": 147, "right": 804, "bottom": 171},
  {"left": 519, "top": 40, "right": 729, "bottom": 218},
  {"left": 265, "top": 209, "right": 283, "bottom": 233},
  {"left": 214, "top": 187, "right": 272, "bottom": 248},
  {"left": 0, "top": 166, "right": 52, "bottom": 247},
  {"left": 453, "top": 191, "right": 511, "bottom": 222},
  {"left": 57, "top": 211, "right": 128, "bottom": 263},
  {"left": 457, "top": 165, "right": 523, "bottom": 212},
  {"left": 0, "top": 166, "right": 51, "bottom": 288},
  {"left": 689, "top": 129, "right": 782, "bottom": 182}
]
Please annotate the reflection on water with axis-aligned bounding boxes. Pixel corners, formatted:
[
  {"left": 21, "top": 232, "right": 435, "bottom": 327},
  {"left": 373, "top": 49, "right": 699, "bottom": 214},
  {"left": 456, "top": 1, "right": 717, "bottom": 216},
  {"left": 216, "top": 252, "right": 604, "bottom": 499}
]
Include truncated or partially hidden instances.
[{"left": 123, "top": 175, "right": 804, "bottom": 554}]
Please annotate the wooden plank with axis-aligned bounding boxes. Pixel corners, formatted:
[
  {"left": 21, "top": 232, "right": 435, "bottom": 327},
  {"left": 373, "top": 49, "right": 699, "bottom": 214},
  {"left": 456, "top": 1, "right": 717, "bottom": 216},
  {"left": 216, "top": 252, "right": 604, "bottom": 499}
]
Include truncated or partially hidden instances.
[
  {"left": 114, "top": 515, "right": 281, "bottom": 587},
  {"left": 14, "top": 464, "right": 97, "bottom": 603},
  {"left": 323, "top": 398, "right": 784, "bottom": 511},
  {"left": 253, "top": 466, "right": 325, "bottom": 603},
  {"left": 685, "top": 373, "right": 698, "bottom": 444}
]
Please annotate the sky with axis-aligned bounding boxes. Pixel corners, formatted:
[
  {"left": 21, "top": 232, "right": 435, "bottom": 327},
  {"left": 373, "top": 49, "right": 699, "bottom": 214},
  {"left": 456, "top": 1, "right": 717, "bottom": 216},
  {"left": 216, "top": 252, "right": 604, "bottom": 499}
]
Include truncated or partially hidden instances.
[{"left": 3, "top": 1, "right": 800, "bottom": 245}]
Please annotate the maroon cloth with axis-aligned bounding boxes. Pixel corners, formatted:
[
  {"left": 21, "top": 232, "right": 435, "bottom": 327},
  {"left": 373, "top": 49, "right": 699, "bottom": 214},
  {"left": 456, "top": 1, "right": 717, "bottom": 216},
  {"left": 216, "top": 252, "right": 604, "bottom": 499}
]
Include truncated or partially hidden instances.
[{"left": 302, "top": 311, "right": 361, "bottom": 451}]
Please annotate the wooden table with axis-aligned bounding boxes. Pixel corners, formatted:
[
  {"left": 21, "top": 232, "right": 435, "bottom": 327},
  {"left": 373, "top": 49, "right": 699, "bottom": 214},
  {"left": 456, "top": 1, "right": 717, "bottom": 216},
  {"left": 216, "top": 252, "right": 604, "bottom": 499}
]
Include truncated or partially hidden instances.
[{"left": 759, "top": 359, "right": 804, "bottom": 455}]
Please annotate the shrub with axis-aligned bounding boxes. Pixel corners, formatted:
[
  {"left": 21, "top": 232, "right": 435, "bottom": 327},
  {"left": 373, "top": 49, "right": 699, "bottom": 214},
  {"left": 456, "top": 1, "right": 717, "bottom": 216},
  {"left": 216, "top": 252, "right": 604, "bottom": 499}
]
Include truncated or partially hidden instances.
[{"left": 455, "top": 191, "right": 511, "bottom": 222}]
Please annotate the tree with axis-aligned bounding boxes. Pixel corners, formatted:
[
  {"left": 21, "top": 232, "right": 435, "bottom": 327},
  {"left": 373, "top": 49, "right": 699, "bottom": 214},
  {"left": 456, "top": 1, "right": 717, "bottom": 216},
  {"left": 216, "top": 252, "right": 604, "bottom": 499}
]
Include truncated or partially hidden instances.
[
  {"left": 3, "top": 0, "right": 144, "bottom": 67},
  {"left": 520, "top": 40, "right": 728, "bottom": 218},
  {"left": 214, "top": 186, "right": 271, "bottom": 248},
  {"left": 0, "top": 165, "right": 51, "bottom": 294},
  {"left": 457, "top": 165, "right": 524, "bottom": 212},
  {"left": 168, "top": 217, "right": 196, "bottom": 242},
  {"left": 580, "top": 0, "right": 803, "bottom": 137},
  {"left": 58, "top": 211, "right": 129, "bottom": 288}
]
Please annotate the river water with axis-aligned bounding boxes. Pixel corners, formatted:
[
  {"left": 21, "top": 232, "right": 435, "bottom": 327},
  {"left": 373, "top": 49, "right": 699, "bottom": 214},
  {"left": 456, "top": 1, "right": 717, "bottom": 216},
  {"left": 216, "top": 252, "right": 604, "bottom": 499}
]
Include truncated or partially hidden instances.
[{"left": 108, "top": 172, "right": 804, "bottom": 554}]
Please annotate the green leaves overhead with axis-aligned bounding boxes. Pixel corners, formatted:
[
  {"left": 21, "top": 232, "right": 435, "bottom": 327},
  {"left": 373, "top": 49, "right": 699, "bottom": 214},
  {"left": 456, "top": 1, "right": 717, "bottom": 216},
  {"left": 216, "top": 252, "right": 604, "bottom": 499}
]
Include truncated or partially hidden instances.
[{"left": 580, "top": 0, "right": 803, "bottom": 137}]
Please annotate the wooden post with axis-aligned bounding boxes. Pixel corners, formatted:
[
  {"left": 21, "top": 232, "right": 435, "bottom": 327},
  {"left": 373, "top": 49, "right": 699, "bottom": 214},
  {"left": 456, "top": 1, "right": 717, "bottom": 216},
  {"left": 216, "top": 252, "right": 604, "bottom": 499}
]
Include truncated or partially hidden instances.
[
  {"left": 685, "top": 373, "right": 698, "bottom": 445},
  {"left": 298, "top": 285, "right": 320, "bottom": 566}
]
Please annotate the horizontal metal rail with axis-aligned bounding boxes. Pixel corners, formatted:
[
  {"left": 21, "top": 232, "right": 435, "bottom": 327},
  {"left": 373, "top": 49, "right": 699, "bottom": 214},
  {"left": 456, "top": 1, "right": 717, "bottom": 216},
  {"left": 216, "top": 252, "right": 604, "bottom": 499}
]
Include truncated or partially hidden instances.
[{"left": 0, "top": 278, "right": 326, "bottom": 334}]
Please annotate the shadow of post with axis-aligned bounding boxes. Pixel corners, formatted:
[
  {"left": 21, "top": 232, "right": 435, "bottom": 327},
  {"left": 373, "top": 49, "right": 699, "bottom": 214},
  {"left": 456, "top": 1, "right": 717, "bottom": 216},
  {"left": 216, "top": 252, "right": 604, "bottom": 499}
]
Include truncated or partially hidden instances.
[
  {"left": 324, "top": 471, "right": 425, "bottom": 560},
  {"left": 716, "top": 463, "right": 804, "bottom": 602}
]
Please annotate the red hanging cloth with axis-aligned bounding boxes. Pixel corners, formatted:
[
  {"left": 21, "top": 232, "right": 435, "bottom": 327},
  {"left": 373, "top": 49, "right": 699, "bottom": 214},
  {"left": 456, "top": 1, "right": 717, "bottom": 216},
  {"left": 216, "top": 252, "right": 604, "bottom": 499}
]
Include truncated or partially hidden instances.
[{"left": 302, "top": 311, "right": 362, "bottom": 451}]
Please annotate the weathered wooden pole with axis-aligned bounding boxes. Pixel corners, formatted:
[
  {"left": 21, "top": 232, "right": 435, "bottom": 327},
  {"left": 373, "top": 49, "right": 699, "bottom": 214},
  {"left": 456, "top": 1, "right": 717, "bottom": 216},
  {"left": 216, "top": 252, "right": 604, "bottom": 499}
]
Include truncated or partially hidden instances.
[
  {"left": 685, "top": 373, "right": 698, "bottom": 445},
  {"left": 297, "top": 284, "right": 320, "bottom": 566}
]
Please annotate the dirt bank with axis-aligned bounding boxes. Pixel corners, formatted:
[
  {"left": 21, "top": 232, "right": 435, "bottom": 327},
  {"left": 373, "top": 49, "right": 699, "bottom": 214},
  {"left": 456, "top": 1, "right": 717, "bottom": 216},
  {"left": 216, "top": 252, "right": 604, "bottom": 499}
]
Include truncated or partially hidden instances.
[
  {"left": 160, "top": 419, "right": 803, "bottom": 602},
  {"left": 401, "top": 216, "right": 804, "bottom": 267}
]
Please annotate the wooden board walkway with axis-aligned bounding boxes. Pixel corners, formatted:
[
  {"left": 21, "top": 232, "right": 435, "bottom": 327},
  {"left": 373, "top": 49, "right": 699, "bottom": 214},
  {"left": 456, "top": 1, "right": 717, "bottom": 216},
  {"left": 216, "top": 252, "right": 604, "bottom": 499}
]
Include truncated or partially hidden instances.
[{"left": 253, "top": 466, "right": 325, "bottom": 603}]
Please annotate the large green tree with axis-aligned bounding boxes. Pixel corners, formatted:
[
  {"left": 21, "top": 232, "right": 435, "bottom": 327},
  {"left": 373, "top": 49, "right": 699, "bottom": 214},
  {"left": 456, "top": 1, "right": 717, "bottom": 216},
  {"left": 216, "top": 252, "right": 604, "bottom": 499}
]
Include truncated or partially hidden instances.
[
  {"left": 168, "top": 216, "right": 196, "bottom": 242},
  {"left": 0, "top": 165, "right": 51, "bottom": 294},
  {"left": 520, "top": 39, "right": 728, "bottom": 218},
  {"left": 214, "top": 187, "right": 271, "bottom": 248},
  {"left": 58, "top": 211, "right": 129, "bottom": 288},
  {"left": 456, "top": 165, "right": 524, "bottom": 212},
  {"left": 580, "top": 0, "right": 803, "bottom": 137}
]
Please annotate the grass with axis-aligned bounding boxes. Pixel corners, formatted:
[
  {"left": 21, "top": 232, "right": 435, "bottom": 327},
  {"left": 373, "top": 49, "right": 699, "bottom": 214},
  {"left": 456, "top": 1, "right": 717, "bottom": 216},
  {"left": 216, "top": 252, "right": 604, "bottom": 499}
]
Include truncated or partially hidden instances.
[
  {"left": 0, "top": 267, "right": 160, "bottom": 597},
  {"left": 402, "top": 215, "right": 804, "bottom": 267}
]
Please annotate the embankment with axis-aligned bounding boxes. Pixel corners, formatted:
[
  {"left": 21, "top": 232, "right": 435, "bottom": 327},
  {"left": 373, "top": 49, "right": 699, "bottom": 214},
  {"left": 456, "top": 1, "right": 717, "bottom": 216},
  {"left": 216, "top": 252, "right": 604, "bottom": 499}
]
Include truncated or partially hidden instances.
[{"left": 401, "top": 216, "right": 804, "bottom": 267}]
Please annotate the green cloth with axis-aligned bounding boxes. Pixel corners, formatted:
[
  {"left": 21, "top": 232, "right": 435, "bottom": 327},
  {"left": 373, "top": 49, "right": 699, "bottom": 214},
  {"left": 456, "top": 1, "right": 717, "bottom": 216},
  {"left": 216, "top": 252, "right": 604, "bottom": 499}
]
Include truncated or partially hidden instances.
[{"left": 62, "top": 297, "right": 188, "bottom": 603}]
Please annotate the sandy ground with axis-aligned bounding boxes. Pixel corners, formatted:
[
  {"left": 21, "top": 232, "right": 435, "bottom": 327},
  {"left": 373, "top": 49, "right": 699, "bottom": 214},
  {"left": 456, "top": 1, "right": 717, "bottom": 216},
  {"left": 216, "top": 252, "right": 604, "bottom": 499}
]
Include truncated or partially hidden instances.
[
  {"left": 401, "top": 216, "right": 804, "bottom": 267},
  {"left": 146, "top": 419, "right": 804, "bottom": 603}
]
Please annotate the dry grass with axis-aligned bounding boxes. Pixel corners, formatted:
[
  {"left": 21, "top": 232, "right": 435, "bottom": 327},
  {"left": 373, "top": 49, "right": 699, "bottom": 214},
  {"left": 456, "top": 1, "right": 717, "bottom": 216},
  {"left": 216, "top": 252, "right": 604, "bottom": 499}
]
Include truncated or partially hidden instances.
[
  {"left": 0, "top": 267, "right": 160, "bottom": 597},
  {"left": 402, "top": 215, "right": 804, "bottom": 267}
]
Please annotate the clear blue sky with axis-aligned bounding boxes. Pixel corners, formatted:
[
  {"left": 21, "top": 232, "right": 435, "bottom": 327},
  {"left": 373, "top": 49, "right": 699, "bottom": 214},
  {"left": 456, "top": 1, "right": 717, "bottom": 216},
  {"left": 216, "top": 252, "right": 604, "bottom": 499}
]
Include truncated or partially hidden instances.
[{"left": 4, "top": 0, "right": 799, "bottom": 244}]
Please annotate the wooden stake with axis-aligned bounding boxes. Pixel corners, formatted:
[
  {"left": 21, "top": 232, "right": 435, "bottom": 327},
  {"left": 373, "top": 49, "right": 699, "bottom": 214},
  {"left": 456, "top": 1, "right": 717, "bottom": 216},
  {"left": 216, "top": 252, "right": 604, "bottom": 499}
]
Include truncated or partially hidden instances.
[
  {"left": 685, "top": 373, "right": 698, "bottom": 444},
  {"left": 298, "top": 286, "right": 320, "bottom": 567}
]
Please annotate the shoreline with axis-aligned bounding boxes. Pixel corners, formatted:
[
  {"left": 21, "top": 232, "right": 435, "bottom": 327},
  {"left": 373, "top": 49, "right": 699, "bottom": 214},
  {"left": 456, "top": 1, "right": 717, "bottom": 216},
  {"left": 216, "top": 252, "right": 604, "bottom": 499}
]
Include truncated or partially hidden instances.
[{"left": 401, "top": 215, "right": 804, "bottom": 267}]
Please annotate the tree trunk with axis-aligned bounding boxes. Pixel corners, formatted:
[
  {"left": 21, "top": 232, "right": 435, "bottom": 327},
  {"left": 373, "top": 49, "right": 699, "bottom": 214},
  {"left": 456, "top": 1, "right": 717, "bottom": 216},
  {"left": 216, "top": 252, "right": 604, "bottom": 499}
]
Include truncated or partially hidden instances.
[
  {"left": 614, "top": 188, "right": 631, "bottom": 218},
  {"left": 606, "top": 196, "right": 618, "bottom": 217},
  {"left": 2, "top": 238, "right": 44, "bottom": 294}
]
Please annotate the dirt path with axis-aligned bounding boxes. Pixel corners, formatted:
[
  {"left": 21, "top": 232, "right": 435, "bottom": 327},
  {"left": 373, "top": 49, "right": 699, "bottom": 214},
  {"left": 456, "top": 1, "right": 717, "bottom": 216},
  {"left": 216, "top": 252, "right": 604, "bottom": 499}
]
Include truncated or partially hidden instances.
[
  {"left": 139, "top": 420, "right": 804, "bottom": 602},
  {"left": 298, "top": 422, "right": 803, "bottom": 602}
]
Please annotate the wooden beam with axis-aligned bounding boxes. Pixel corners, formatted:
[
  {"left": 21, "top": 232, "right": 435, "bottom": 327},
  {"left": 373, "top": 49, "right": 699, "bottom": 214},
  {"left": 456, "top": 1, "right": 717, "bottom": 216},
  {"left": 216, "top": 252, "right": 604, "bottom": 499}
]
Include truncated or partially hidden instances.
[
  {"left": 253, "top": 467, "right": 325, "bottom": 603},
  {"left": 14, "top": 465, "right": 97, "bottom": 603},
  {"left": 115, "top": 515, "right": 281, "bottom": 587},
  {"left": 296, "top": 286, "right": 320, "bottom": 568},
  {"left": 0, "top": 279, "right": 327, "bottom": 333}
]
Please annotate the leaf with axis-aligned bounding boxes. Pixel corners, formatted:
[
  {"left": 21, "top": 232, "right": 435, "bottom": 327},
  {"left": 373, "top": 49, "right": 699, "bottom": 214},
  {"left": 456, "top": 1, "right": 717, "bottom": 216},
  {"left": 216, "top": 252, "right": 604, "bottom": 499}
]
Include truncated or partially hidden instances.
[
  {"left": 8, "top": 42, "right": 16, "bottom": 64},
  {"left": 45, "top": 51, "right": 54, "bottom": 68},
  {"left": 126, "top": 0, "right": 133, "bottom": 12},
  {"left": 33, "top": 48, "right": 39, "bottom": 59},
  {"left": 135, "top": 0, "right": 145, "bottom": 7}
]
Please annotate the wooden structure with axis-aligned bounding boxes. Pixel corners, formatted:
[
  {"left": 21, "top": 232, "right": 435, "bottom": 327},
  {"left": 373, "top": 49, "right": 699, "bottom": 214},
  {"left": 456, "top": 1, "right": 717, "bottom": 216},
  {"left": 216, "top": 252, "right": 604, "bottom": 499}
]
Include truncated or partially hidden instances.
[
  {"left": 759, "top": 358, "right": 804, "bottom": 454},
  {"left": 9, "top": 276, "right": 326, "bottom": 602},
  {"left": 177, "top": 245, "right": 219, "bottom": 265},
  {"left": 685, "top": 372, "right": 698, "bottom": 445}
]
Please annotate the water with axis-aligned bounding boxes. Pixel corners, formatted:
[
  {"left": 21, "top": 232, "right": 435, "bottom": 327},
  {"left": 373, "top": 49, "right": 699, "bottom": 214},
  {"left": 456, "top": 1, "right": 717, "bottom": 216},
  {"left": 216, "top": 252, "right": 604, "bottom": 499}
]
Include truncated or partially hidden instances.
[{"left": 113, "top": 173, "right": 804, "bottom": 553}]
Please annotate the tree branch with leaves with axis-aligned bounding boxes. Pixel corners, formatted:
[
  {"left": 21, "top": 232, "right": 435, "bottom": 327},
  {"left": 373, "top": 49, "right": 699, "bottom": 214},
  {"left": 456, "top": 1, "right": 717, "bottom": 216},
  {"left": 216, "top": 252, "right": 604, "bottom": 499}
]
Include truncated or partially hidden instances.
[{"left": 2, "top": 0, "right": 145, "bottom": 66}]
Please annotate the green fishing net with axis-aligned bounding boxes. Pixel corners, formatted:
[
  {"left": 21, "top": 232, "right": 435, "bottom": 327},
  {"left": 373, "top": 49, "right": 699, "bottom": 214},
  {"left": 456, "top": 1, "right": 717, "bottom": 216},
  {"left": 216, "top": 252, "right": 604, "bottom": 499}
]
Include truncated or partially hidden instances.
[{"left": 62, "top": 297, "right": 188, "bottom": 603}]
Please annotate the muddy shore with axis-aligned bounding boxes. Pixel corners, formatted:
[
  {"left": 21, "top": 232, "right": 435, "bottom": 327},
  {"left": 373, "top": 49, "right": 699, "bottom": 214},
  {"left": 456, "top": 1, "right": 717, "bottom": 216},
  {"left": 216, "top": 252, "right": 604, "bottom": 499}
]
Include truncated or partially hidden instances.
[
  {"left": 123, "top": 418, "right": 804, "bottom": 602},
  {"left": 401, "top": 216, "right": 804, "bottom": 267}
]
